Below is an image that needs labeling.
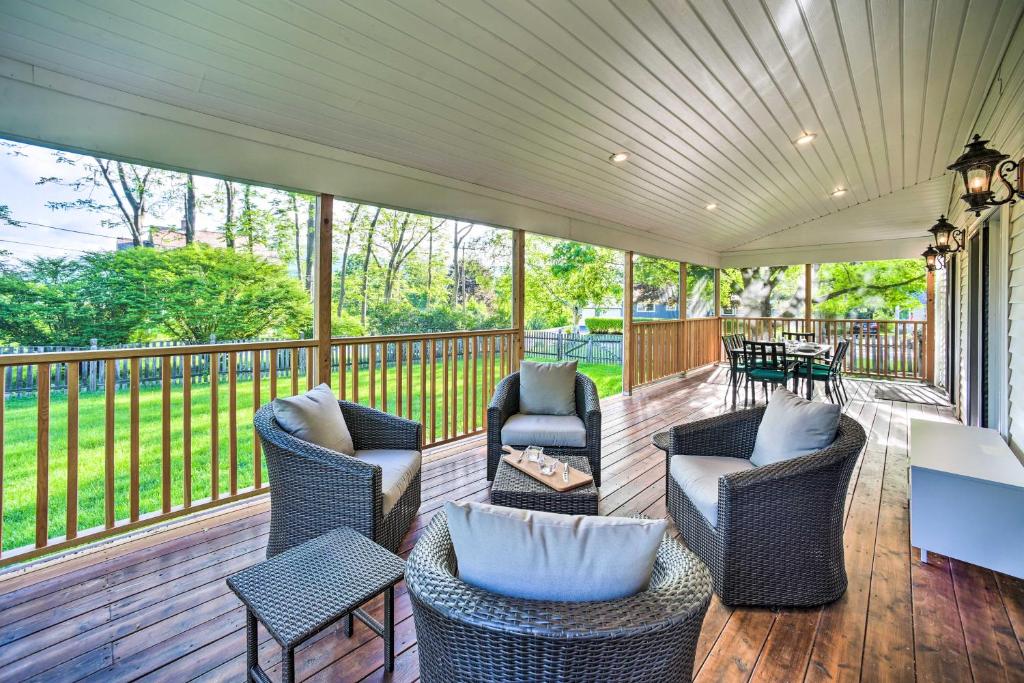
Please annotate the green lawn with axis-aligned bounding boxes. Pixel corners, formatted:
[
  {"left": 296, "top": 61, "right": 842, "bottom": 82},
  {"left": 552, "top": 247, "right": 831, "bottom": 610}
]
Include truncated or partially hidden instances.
[{"left": 1, "top": 357, "right": 621, "bottom": 552}]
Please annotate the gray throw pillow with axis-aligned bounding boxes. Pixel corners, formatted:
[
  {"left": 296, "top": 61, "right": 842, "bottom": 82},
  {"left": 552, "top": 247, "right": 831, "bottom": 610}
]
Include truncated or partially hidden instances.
[
  {"left": 271, "top": 384, "right": 355, "bottom": 456},
  {"left": 749, "top": 388, "right": 840, "bottom": 466},
  {"left": 444, "top": 501, "right": 666, "bottom": 602},
  {"left": 519, "top": 360, "right": 577, "bottom": 415}
]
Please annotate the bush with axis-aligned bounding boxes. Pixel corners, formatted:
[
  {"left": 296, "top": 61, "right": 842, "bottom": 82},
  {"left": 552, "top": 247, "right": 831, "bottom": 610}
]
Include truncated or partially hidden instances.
[{"left": 585, "top": 317, "right": 623, "bottom": 334}]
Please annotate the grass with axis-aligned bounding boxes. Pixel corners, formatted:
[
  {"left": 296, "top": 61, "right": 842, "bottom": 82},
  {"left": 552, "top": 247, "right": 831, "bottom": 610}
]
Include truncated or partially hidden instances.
[{"left": 0, "top": 357, "right": 621, "bottom": 552}]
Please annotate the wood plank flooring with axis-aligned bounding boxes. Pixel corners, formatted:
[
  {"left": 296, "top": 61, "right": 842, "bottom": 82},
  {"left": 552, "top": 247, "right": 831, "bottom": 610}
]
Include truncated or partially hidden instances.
[{"left": 1, "top": 367, "right": 1022, "bottom": 682}]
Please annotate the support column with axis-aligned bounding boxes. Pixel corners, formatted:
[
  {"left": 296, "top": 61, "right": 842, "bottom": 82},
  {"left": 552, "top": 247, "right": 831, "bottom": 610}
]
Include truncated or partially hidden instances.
[
  {"left": 679, "top": 262, "right": 688, "bottom": 320},
  {"left": 314, "top": 194, "right": 333, "bottom": 386},
  {"left": 714, "top": 268, "right": 721, "bottom": 318},
  {"left": 804, "top": 264, "right": 813, "bottom": 323},
  {"left": 925, "top": 269, "right": 935, "bottom": 384},
  {"left": 623, "top": 251, "right": 634, "bottom": 396},
  {"left": 512, "top": 229, "right": 526, "bottom": 368}
]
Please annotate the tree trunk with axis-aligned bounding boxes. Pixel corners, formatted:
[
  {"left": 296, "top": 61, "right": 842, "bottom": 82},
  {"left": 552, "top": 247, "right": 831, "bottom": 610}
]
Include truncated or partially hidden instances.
[
  {"left": 291, "top": 195, "right": 302, "bottom": 280},
  {"left": 304, "top": 199, "right": 315, "bottom": 292},
  {"left": 336, "top": 204, "right": 362, "bottom": 315},
  {"left": 223, "top": 181, "right": 235, "bottom": 249},
  {"left": 241, "top": 185, "right": 255, "bottom": 253},
  {"left": 183, "top": 173, "right": 196, "bottom": 245},
  {"left": 359, "top": 208, "right": 382, "bottom": 326},
  {"left": 383, "top": 214, "right": 411, "bottom": 302}
]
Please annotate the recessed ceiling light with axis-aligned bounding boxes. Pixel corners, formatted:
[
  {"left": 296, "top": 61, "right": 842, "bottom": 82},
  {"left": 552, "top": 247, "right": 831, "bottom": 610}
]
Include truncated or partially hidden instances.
[
  {"left": 705, "top": 203, "right": 717, "bottom": 210},
  {"left": 609, "top": 152, "right": 629, "bottom": 163},
  {"left": 831, "top": 187, "right": 847, "bottom": 197},
  {"left": 795, "top": 132, "right": 817, "bottom": 145}
]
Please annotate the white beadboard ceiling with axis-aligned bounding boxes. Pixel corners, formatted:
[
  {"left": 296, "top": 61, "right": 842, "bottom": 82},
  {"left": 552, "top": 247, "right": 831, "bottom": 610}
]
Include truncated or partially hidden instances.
[{"left": 0, "top": 0, "right": 1022, "bottom": 258}]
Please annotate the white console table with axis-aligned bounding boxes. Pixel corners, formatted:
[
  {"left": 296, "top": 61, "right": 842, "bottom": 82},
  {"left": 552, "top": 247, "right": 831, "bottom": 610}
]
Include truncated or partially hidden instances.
[{"left": 910, "top": 419, "right": 1024, "bottom": 578}]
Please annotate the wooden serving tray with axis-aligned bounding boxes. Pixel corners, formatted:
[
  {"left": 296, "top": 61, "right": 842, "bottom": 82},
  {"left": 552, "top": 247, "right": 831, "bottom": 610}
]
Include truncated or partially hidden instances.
[{"left": 502, "top": 453, "right": 594, "bottom": 492}]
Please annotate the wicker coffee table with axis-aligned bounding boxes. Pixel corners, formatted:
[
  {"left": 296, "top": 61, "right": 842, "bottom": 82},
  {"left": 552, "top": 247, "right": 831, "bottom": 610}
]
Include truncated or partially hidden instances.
[
  {"left": 226, "top": 527, "right": 405, "bottom": 682},
  {"left": 491, "top": 453, "right": 599, "bottom": 515}
]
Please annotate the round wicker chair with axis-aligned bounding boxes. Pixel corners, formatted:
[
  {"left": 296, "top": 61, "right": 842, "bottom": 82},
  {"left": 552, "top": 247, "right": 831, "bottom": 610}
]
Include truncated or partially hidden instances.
[
  {"left": 405, "top": 511, "right": 713, "bottom": 683},
  {"left": 666, "top": 407, "right": 866, "bottom": 607},
  {"left": 254, "top": 401, "right": 421, "bottom": 558}
]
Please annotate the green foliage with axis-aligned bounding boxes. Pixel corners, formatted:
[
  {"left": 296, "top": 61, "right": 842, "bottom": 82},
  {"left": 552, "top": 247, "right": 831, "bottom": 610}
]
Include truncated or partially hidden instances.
[
  {"left": 721, "top": 265, "right": 803, "bottom": 317},
  {"left": 585, "top": 317, "right": 623, "bottom": 334},
  {"left": 634, "top": 255, "right": 679, "bottom": 306},
  {"left": 545, "top": 239, "right": 623, "bottom": 330},
  {"left": 331, "top": 311, "right": 367, "bottom": 337},
  {"left": 368, "top": 299, "right": 506, "bottom": 335},
  {"left": 813, "top": 260, "right": 926, "bottom": 319},
  {"left": 686, "top": 264, "right": 716, "bottom": 317},
  {"left": 0, "top": 246, "right": 309, "bottom": 345},
  {"left": 152, "top": 245, "right": 310, "bottom": 342}
]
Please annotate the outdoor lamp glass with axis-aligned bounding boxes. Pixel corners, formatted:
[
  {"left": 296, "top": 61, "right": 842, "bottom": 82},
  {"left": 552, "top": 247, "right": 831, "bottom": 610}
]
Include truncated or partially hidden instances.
[
  {"left": 947, "top": 134, "right": 1009, "bottom": 215},
  {"left": 922, "top": 245, "right": 942, "bottom": 272},
  {"left": 927, "top": 215, "right": 963, "bottom": 254}
]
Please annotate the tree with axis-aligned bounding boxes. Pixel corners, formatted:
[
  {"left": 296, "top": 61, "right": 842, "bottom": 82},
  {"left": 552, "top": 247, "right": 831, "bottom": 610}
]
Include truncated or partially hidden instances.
[
  {"left": 722, "top": 265, "right": 802, "bottom": 317},
  {"left": 151, "top": 245, "right": 309, "bottom": 342},
  {"left": 183, "top": 173, "right": 197, "bottom": 244},
  {"left": 334, "top": 202, "right": 362, "bottom": 315},
  {"left": 633, "top": 255, "right": 679, "bottom": 308},
  {"left": 813, "top": 260, "right": 926, "bottom": 319},
  {"left": 548, "top": 240, "right": 623, "bottom": 331},
  {"left": 221, "top": 180, "right": 237, "bottom": 248},
  {"left": 359, "top": 207, "right": 382, "bottom": 325},
  {"left": 38, "top": 155, "right": 167, "bottom": 246}
]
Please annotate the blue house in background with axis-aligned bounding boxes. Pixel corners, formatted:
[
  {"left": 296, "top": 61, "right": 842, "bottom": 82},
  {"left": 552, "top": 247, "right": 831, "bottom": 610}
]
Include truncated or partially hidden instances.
[{"left": 633, "top": 301, "right": 679, "bottom": 320}]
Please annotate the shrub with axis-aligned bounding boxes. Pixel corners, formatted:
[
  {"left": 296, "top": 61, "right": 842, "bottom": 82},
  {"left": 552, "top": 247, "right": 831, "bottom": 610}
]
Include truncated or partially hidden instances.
[{"left": 585, "top": 317, "right": 623, "bottom": 334}]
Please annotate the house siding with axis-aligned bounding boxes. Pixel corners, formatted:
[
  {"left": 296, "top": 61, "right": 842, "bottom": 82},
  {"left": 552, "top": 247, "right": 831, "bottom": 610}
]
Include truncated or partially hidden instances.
[{"left": 1007, "top": 202, "right": 1024, "bottom": 456}]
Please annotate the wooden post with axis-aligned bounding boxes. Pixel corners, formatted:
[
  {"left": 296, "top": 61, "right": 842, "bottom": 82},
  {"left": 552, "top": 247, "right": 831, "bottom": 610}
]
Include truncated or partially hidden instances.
[
  {"left": 804, "top": 263, "right": 813, "bottom": 324},
  {"left": 713, "top": 268, "right": 721, "bottom": 318},
  {"left": 314, "top": 194, "right": 333, "bottom": 386},
  {"left": 925, "top": 269, "right": 935, "bottom": 384},
  {"left": 679, "top": 262, "right": 687, "bottom": 320},
  {"left": 623, "top": 251, "right": 634, "bottom": 396},
  {"left": 512, "top": 229, "right": 526, "bottom": 366}
]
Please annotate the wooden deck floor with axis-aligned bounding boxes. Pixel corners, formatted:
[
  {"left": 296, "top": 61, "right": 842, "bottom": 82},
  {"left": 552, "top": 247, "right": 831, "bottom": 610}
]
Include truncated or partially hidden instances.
[{"left": 1, "top": 367, "right": 1022, "bottom": 682}]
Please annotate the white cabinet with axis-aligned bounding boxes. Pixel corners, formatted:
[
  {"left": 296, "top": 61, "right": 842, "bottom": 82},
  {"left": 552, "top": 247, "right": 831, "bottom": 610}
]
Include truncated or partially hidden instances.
[{"left": 910, "top": 419, "right": 1024, "bottom": 579}]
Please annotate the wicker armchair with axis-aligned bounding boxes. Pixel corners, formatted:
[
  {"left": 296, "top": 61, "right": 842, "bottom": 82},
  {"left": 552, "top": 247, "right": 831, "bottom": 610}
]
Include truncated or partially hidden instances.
[
  {"left": 405, "top": 511, "right": 713, "bottom": 683},
  {"left": 254, "top": 401, "right": 422, "bottom": 558},
  {"left": 487, "top": 371, "right": 602, "bottom": 485},
  {"left": 666, "top": 407, "right": 866, "bottom": 607}
]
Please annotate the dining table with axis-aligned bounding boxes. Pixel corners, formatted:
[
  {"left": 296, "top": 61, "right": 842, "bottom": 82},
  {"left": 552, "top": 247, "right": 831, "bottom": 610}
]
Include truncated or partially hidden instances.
[{"left": 727, "top": 341, "right": 833, "bottom": 400}]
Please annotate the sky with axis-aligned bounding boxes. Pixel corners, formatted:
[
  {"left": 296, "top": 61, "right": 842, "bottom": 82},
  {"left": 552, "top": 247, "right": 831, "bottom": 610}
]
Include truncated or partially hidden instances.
[{"left": 0, "top": 139, "right": 250, "bottom": 263}]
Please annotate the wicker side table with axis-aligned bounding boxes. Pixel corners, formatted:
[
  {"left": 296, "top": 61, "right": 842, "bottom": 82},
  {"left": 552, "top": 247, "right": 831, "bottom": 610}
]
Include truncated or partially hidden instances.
[
  {"left": 226, "top": 527, "right": 405, "bottom": 683},
  {"left": 491, "top": 454, "right": 599, "bottom": 515}
]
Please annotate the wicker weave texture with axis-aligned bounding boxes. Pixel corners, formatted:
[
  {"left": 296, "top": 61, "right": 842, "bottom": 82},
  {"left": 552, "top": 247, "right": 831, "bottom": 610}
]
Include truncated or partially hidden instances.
[
  {"left": 666, "top": 407, "right": 866, "bottom": 607},
  {"left": 405, "top": 512, "right": 713, "bottom": 683},
  {"left": 254, "top": 400, "right": 422, "bottom": 558},
  {"left": 490, "top": 455, "right": 598, "bottom": 515},
  {"left": 487, "top": 372, "right": 603, "bottom": 486}
]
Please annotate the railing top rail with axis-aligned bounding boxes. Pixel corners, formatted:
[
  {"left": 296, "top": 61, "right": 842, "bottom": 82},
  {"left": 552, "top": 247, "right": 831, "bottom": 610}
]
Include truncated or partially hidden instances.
[
  {"left": 0, "top": 328, "right": 521, "bottom": 366},
  {"left": 723, "top": 316, "right": 923, "bottom": 324},
  {"left": 330, "top": 328, "right": 517, "bottom": 344}
]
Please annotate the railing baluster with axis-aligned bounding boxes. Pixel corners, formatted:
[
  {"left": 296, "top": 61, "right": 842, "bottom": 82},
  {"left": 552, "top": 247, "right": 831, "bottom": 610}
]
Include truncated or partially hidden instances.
[
  {"left": 104, "top": 359, "right": 115, "bottom": 528},
  {"left": 352, "top": 343, "right": 360, "bottom": 404},
  {"left": 419, "top": 340, "right": 427, "bottom": 431},
  {"left": 183, "top": 354, "right": 192, "bottom": 509},
  {"left": 306, "top": 347, "right": 315, "bottom": 391},
  {"left": 36, "top": 363, "right": 50, "bottom": 548},
  {"left": 66, "top": 362, "right": 79, "bottom": 541},
  {"left": 290, "top": 348, "right": 299, "bottom": 397},
  {"left": 253, "top": 350, "right": 261, "bottom": 490},
  {"left": 129, "top": 358, "right": 140, "bottom": 523},
  {"left": 462, "top": 336, "right": 469, "bottom": 435},
  {"left": 229, "top": 351, "right": 238, "bottom": 496},
  {"left": 396, "top": 342, "right": 403, "bottom": 418},
  {"left": 429, "top": 340, "right": 437, "bottom": 444},
  {"left": 381, "top": 342, "right": 388, "bottom": 413},
  {"left": 471, "top": 336, "right": 478, "bottom": 431},
  {"left": 369, "top": 342, "right": 377, "bottom": 409},
  {"left": 337, "top": 344, "right": 346, "bottom": 400},
  {"left": 161, "top": 358, "right": 172, "bottom": 514},
  {"left": 406, "top": 341, "right": 413, "bottom": 419},
  {"left": 211, "top": 351, "right": 220, "bottom": 501}
]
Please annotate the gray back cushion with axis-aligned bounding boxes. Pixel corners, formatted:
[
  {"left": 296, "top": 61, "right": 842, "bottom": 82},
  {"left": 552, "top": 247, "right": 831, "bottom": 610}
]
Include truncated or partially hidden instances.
[
  {"left": 271, "top": 384, "right": 355, "bottom": 456},
  {"left": 519, "top": 361, "right": 577, "bottom": 415},
  {"left": 444, "top": 501, "right": 666, "bottom": 602},
  {"left": 750, "top": 388, "right": 841, "bottom": 466}
]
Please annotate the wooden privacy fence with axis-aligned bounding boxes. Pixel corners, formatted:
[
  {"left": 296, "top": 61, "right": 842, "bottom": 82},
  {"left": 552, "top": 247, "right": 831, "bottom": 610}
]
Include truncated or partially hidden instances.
[
  {"left": 0, "top": 329, "right": 516, "bottom": 566},
  {"left": 631, "top": 318, "right": 722, "bottom": 388},
  {"left": 720, "top": 317, "right": 928, "bottom": 381}
]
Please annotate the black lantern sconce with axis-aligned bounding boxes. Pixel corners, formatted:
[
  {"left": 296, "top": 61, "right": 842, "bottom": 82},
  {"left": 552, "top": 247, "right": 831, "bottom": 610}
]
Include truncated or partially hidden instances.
[
  {"left": 921, "top": 244, "right": 943, "bottom": 272},
  {"left": 927, "top": 215, "right": 964, "bottom": 255},
  {"left": 947, "top": 134, "right": 1023, "bottom": 216}
]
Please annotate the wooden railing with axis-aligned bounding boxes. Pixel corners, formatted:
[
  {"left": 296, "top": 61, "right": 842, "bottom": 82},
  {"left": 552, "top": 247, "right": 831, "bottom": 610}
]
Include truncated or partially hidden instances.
[
  {"left": 631, "top": 318, "right": 722, "bottom": 388},
  {"left": 720, "top": 317, "right": 929, "bottom": 380},
  {"left": 0, "top": 329, "right": 517, "bottom": 566}
]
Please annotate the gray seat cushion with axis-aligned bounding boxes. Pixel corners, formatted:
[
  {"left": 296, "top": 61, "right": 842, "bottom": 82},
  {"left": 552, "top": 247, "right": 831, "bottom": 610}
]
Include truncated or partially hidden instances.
[
  {"left": 271, "top": 384, "right": 355, "bottom": 456},
  {"left": 669, "top": 455, "right": 755, "bottom": 527},
  {"left": 519, "top": 361, "right": 577, "bottom": 415},
  {"left": 750, "top": 388, "right": 841, "bottom": 466},
  {"left": 355, "top": 449, "right": 421, "bottom": 514},
  {"left": 500, "top": 413, "right": 587, "bottom": 447},
  {"left": 444, "top": 501, "right": 667, "bottom": 601}
]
